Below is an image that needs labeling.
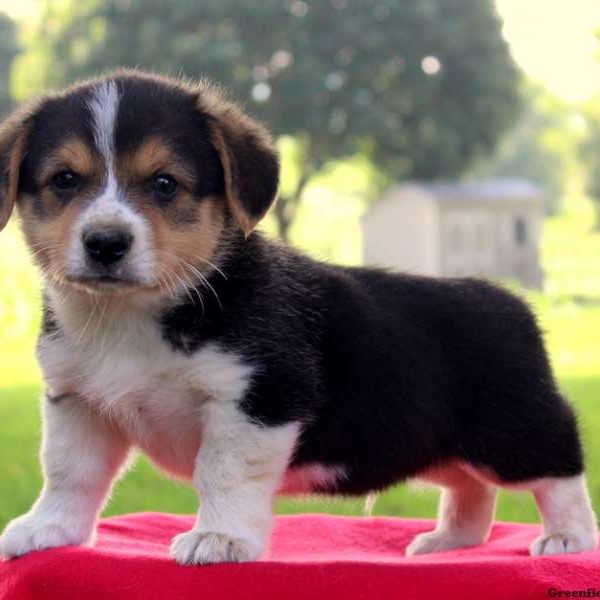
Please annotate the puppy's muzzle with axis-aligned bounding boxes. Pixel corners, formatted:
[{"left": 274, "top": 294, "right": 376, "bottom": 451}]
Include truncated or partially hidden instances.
[{"left": 83, "top": 227, "right": 133, "bottom": 267}]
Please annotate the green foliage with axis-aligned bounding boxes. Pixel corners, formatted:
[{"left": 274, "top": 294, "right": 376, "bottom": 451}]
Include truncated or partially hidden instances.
[
  {"left": 577, "top": 28, "right": 600, "bottom": 228},
  {"left": 472, "top": 83, "right": 578, "bottom": 214},
  {"left": 0, "top": 12, "right": 18, "bottom": 117},
  {"left": 579, "top": 98, "right": 600, "bottom": 228},
  {"left": 18, "top": 0, "right": 521, "bottom": 236}
]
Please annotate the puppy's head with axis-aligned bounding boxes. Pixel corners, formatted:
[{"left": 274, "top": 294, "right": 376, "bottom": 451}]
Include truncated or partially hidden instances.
[{"left": 0, "top": 71, "right": 279, "bottom": 296}]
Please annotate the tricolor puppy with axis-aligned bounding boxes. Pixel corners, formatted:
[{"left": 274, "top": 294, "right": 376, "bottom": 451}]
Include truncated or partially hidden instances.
[{"left": 0, "top": 71, "right": 597, "bottom": 564}]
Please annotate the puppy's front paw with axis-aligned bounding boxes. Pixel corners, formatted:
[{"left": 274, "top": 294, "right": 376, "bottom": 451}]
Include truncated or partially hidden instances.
[
  {"left": 170, "top": 530, "right": 261, "bottom": 565},
  {"left": 531, "top": 530, "right": 598, "bottom": 556},
  {"left": 0, "top": 513, "right": 93, "bottom": 559}
]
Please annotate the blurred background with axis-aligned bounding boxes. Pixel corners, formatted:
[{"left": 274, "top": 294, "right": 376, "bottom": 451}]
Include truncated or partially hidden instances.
[{"left": 0, "top": 0, "right": 599, "bottom": 529}]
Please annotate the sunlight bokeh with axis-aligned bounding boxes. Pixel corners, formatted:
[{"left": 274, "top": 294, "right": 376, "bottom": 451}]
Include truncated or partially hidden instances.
[{"left": 497, "top": 0, "right": 600, "bottom": 102}]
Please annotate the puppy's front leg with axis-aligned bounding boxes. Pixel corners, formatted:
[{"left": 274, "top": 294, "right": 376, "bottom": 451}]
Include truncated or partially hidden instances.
[
  {"left": 0, "top": 393, "right": 130, "bottom": 558},
  {"left": 171, "top": 402, "right": 299, "bottom": 565}
]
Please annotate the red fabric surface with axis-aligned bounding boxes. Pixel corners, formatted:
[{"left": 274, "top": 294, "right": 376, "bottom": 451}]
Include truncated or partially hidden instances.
[{"left": 1, "top": 513, "right": 599, "bottom": 600}]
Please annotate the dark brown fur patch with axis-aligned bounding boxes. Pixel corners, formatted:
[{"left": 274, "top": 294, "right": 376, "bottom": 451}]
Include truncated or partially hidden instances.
[
  {"left": 197, "top": 87, "right": 279, "bottom": 235},
  {"left": 0, "top": 107, "right": 36, "bottom": 230}
]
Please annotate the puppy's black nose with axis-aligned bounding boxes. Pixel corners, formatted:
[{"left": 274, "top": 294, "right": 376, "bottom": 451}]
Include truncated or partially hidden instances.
[{"left": 83, "top": 228, "right": 133, "bottom": 266}]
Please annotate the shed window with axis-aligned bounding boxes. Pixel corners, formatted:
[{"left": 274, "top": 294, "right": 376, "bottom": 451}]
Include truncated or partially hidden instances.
[{"left": 515, "top": 217, "right": 527, "bottom": 247}]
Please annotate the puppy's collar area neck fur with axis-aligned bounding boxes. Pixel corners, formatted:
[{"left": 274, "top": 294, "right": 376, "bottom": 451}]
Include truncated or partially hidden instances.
[{"left": 43, "top": 230, "right": 267, "bottom": 353}]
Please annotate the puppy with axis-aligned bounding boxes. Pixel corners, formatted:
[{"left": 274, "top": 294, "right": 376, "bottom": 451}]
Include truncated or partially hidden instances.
[{"left": 0, "top": 71, "right": 596, "bottom": 564}]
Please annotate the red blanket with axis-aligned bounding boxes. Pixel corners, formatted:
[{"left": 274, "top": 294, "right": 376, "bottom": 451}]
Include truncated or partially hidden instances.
[{"left": 1, "top": 513, "right": 599, "bottom": 599}]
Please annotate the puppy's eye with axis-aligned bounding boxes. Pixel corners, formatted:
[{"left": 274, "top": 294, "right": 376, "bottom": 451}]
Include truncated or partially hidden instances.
[
  {"left": 51, "top": 169, "right": 80, "bottom": 192},
  {"left": 152, "top": 173, "right": 178, "bottom": 198}
]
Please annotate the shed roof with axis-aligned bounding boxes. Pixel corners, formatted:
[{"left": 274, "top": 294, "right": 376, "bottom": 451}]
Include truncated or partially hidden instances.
[
  {"left": 363, "top": 178, "right": 543, "bottom": 224},
  {"left": 376, "top": 178, "right": 542, "bottom": 204}
]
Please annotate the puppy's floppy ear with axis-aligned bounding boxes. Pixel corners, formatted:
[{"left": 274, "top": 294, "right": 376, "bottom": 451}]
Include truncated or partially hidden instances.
[
  {"left": 0, "top": 104, "right": 35, "bottom": 232},
  {"left": 200, "top": 88, "right": 280, "bottom": 235}
]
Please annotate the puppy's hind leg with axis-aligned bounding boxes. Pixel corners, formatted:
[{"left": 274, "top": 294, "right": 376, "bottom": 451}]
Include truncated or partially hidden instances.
[
  {"left": 462, "top": 387, "right": 598, "bottom": 556},
  {"left": 406, "top": 464, "right": 497, "bottom": 556}
]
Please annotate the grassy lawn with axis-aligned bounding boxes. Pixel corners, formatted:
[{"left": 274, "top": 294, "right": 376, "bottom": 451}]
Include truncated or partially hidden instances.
[{"left": 0, "top": 191, "right": 599, "bottom": 530}]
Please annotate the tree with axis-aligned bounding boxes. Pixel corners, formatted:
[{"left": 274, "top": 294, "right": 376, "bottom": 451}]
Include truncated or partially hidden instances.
[
  {"left": 577, "top": 28, "right": 600, "bottom": 228},
  {"left": 22, "top": 0, "right": 520, "bottom": 238},
  {"left": 580, "top": 99, "right": 600, "bottom": 229},
  {"left": 0, "top": 13, "right": 18, "bottom": 118},
  {"left": 472, "top": 82, "right": 577, "bottom": 215}
]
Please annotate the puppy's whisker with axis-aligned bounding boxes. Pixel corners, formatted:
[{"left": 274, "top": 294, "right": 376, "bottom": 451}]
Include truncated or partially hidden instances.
[
  {"left": 75, "top": 295, "right": 100, "bottom": 346},
  {"left": 163, "top": 265, "right": 192, "bottom": 305},
  {"left": 178, "top": 259, "right": 223, "bottom": 310},
  {"left": 176, "top": 271, "right": 198, "bottom": 306},
  {"left": 193, "top": 255, "right": 228, "bottom": 281},
  {"left": 160, "top": 269, "right": 179, "bottom": 302},
  {"left": 171, "top": 262, "right": 208, "bottom": 316},
  {"left": 99, "top": 297, "right": 121, "bottom": 355},
  {"left": 29, "top": 245, "right": 59, "bottom": 259},
  {"left": 92, "top": 296, "right": 109, "bottom": 348},
  {"left": 148, "top": 250, "right": 206, "bottom": 308},
  {"left": 180, "top": 272, "right": 205, "bottom": 315}
]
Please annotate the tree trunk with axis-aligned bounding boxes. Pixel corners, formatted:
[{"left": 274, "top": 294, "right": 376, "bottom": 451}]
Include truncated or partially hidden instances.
[
  {"left": 273, "top": 169, "right": 312, "bottom": 241},
  {"left": 273, "top": 196, "right": 293, "bottom": 240}
]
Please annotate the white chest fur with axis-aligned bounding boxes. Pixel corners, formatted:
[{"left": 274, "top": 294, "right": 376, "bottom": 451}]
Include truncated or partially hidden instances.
[{"left": 38, "top": 291, "right": 254, "bottom": 478}]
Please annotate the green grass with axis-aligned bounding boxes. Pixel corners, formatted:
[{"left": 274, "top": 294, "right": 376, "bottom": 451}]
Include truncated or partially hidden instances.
[{"left": 0, "top": 191, "right": 599, "bottom": 530}]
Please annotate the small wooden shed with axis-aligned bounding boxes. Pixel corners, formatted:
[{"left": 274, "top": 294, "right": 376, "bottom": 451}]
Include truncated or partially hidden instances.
[{"left": 362, "top": 179, "right": 543, "bottom": 288}]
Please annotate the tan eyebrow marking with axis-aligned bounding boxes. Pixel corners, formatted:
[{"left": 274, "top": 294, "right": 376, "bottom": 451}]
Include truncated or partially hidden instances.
[
  {"left": 39, "top": 137, "right": 98, "bottom": 183},
  {"left": 121, "top": 136, "right": 197, "bottom": 187}
]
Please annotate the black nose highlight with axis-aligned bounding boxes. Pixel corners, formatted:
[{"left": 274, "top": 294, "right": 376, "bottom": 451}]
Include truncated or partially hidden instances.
[{"left": 83, "top": 228, "right": 133, "bottom": 266}]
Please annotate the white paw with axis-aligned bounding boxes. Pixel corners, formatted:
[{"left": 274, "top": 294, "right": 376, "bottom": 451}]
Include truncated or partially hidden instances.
[
  {"left": 406, "top": 530, "right": 483, "bottom": 556},
  {"left": 531, "top": 530, "right": 598, "bottom": 556},
  {"left": 170, "top": 530, "right": 262, "bottom": 565},
  {"left": 0, "top": 513, "right": 93, "bottom": 559}
]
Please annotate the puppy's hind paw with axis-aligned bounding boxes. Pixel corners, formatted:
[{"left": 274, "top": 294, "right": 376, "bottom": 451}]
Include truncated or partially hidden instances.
[
  {"left": 531, "top": 530, "right": 598, "bottom": 556},
  {"left": 170, "top": 530, "right": 261, "bottom": 565}
]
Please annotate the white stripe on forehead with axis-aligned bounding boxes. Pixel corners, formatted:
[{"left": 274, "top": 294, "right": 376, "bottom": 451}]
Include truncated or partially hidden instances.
[
  {"left": 87, "top": 80, "right": 119, "bottom": 165},
  {"left": 74, "top": 80, "right": 155, "bottom": 285}
]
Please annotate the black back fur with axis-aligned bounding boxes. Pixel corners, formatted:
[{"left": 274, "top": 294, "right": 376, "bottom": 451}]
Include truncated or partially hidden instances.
[{"left": 161, "top": 232, "right": 583, "bottom": 495}]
